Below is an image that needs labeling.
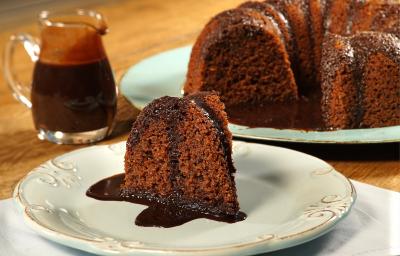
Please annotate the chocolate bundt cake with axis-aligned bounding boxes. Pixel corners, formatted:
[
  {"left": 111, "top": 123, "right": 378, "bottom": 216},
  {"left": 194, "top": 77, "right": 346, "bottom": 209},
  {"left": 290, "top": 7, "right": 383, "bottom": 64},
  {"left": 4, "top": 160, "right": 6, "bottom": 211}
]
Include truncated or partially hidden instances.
[
  {"left": 122, "top": 92, "right": 243, "bottom": 221},
  {"left": 184, "top": 0, "right": 400, "bottom": 129}
]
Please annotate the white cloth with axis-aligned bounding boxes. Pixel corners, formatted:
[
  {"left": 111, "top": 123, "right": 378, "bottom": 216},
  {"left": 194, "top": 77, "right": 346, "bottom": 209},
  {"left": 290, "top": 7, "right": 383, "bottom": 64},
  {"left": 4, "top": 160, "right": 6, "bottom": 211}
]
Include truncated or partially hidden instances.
[{"left": 0, "top": 180, "right": 399, "bottom": 256}]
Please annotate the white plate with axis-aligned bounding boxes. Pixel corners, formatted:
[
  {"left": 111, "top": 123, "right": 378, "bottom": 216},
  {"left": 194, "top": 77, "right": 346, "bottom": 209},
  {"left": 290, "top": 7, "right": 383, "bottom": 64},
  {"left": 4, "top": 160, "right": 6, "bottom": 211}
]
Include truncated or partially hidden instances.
[
  {"left": 14, "top": 141, "right": 355, "bottom": 255},
  {"left": 120, "top": 46, "right": 400, "bottom": 144}
]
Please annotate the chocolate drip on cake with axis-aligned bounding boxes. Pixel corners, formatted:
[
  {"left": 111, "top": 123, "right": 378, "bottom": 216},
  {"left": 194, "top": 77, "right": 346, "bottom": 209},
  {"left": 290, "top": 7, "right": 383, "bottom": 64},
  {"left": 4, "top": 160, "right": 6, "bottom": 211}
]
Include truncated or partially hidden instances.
[
  {"left": 239, "top": 2, "right": 287, "bottom": 47},
  {"left": 165, "top": 101, "right": 184, "bottom": 196},
  {"left": 126, "top": 96, "right": 178, "bottom": 148},
  {"left": 352, "top": 45, "right": 365, "bottom": 128},
  {"left": 188, "top": 95, "right": 235, "bottom": 175},
  {"left": 303, "top": 0, "right": 317, "bottom": 88},
  {"left": 262, "top": 1, "right": 301, "bottom": 84},
  {"left": 124, "top": 96, "right": 189, "bottom": 200}
]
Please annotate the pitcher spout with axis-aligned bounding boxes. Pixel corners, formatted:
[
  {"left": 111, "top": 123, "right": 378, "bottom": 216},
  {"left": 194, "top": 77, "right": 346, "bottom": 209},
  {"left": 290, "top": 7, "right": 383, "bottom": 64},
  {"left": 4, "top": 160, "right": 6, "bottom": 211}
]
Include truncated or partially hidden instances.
[
  {"left": 38, "top": 9, "right": 108, "bottom": 35},
  {"left": 76, "top": 9, "right": 108, "bottom": 35}
]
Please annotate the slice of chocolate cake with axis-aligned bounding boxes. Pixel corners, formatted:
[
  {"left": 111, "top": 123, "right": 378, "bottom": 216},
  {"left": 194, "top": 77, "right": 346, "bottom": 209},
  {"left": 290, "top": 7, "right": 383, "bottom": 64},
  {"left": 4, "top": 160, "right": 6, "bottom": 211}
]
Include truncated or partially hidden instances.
[{"left": 121, "top": 92, "right": 245, "bottom": 226}]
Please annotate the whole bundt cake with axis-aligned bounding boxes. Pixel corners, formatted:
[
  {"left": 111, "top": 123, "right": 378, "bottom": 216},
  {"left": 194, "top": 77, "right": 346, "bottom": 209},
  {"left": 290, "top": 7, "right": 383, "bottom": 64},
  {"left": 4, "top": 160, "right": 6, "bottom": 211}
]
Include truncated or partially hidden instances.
[
  {"left": 184, "top": 0, "right": 400, "bottom": 129},
  {"left": 122, "top": 92, "right": 244, "bottom": 226}
]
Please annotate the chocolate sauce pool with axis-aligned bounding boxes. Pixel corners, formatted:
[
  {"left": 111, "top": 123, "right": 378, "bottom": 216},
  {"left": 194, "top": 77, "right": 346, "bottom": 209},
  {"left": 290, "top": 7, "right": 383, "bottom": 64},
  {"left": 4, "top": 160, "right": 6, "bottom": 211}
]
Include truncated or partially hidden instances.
[
  {"left": 86, "top": 173, "right": 246, "bottom": 228},
  {"left": 226, "top": 92, "right": 324, "bottom": 130}
]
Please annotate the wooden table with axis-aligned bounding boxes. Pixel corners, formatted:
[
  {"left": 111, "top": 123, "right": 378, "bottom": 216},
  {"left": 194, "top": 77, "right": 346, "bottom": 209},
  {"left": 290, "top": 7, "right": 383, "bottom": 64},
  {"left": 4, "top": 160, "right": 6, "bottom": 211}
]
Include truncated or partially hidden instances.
[{"left": 0, "top": 0, "right": 399, "bottom": 200}]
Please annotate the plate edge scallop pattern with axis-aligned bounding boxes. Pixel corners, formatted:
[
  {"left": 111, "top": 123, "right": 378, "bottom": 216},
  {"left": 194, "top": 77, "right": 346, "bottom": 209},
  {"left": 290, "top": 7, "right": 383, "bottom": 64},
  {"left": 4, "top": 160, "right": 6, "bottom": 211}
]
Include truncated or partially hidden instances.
[{"left": 13, "top": 141, "right": 356, "bottom": 254}]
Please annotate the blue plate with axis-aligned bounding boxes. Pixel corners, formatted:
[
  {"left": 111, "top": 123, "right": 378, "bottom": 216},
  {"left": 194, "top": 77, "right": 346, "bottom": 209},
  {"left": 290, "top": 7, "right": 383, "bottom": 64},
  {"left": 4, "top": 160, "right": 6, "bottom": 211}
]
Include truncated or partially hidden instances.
[{"left": 120, "top": 46, "right": 400, "bottom": 144}]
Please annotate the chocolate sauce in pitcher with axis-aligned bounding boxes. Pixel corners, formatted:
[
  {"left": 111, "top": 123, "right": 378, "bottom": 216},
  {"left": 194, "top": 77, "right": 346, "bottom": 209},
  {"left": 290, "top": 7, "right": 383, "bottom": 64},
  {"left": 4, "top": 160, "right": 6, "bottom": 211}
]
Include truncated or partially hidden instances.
[
  {"left": 31, "top": 22, "right": 117, "bottom": 133},
  {"left": 32, "top": 59, "right": 116, "bottom": 132}
]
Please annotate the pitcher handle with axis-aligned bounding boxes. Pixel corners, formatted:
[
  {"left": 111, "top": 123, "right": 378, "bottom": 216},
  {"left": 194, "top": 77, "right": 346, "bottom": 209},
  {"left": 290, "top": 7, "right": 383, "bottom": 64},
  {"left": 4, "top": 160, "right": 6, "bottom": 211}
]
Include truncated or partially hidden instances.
[{"left": 3, "top": 33, "right": 40, "bottom": 109}]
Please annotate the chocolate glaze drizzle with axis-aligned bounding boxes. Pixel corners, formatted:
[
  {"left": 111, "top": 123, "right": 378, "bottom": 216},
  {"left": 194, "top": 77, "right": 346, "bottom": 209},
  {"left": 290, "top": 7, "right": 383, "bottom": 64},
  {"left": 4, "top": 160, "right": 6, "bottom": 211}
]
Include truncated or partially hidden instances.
[
  {"left": 353, "top": 52, "right": 364, "bottom": 128},
  {"left": 189, "top": 96, "right": 236, "bottom": 175},
  {"left": 165, "top": 100, "right": 183, "bottom": 197},
  {"left": 86, "top": 173, "right": 246, "bottom": 228}
]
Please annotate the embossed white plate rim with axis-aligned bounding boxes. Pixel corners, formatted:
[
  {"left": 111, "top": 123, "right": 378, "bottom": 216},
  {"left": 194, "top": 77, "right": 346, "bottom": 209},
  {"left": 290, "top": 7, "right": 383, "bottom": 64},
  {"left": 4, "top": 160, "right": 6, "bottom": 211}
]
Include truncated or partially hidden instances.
[{"left": 13, "top": 141, "right": 356, "bottom": 255}]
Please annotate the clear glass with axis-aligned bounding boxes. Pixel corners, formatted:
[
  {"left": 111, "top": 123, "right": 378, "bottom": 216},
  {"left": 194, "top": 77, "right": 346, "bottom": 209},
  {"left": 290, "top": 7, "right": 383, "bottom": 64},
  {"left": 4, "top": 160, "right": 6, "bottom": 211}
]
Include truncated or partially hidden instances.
[{"left": 3, "top": 10, "right": 117, "bottom": 144}]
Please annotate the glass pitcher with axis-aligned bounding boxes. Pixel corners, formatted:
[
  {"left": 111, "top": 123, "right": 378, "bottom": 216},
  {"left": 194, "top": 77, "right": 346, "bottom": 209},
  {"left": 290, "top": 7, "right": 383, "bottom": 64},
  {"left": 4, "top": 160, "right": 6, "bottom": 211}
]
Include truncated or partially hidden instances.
[{"left": 3, "top": 10, "right": 117, "bottom": 144}]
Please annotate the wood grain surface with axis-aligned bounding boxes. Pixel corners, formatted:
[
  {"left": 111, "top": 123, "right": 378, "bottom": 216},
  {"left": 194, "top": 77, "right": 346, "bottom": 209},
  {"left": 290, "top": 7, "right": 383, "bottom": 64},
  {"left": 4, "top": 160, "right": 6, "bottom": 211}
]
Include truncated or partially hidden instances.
[{"left": 0, "top": 0, "right": 399, "bottom": 200}]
